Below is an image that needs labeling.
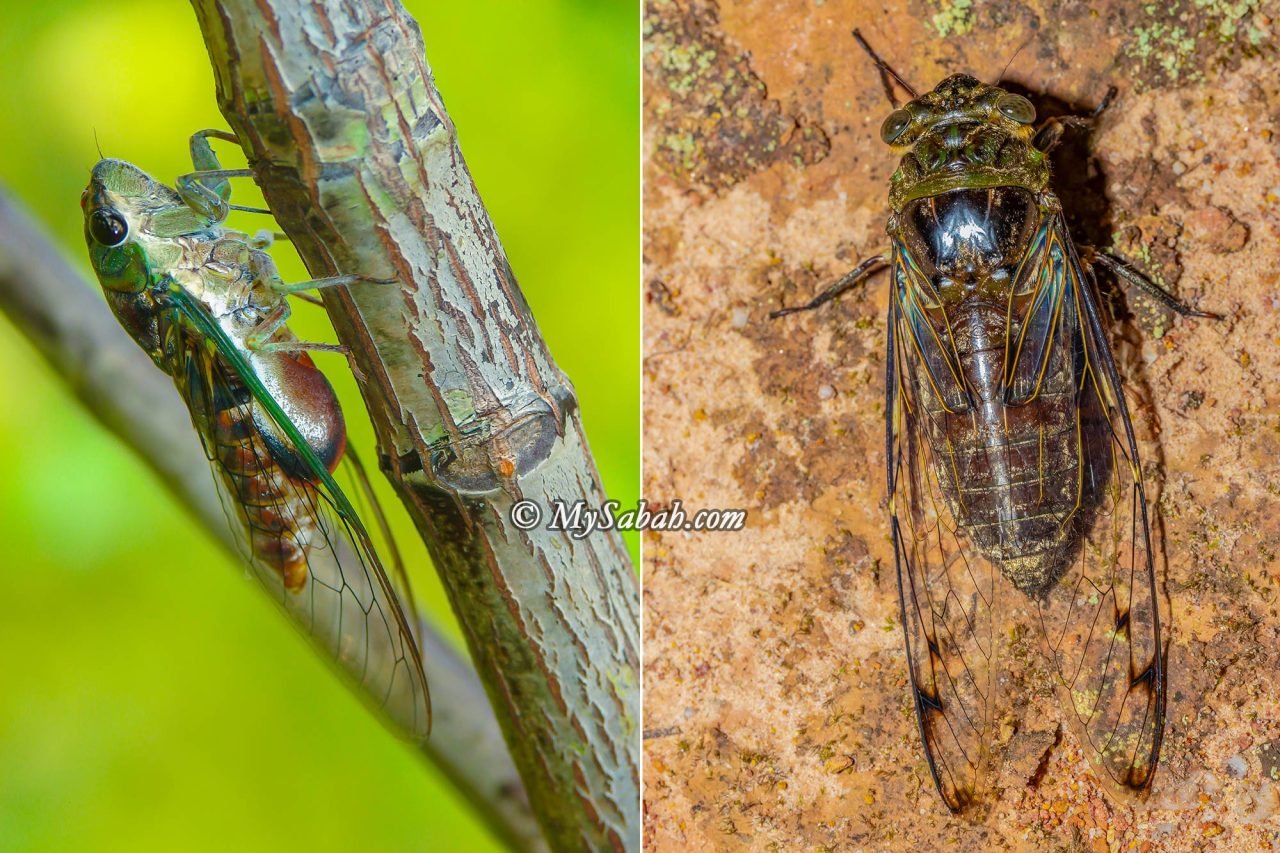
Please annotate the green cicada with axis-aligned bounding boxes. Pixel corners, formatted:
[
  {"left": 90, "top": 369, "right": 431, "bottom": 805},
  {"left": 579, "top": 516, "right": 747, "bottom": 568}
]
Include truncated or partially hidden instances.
[{"left": 81, "top": 130, "right": 430, "bottom": 739}]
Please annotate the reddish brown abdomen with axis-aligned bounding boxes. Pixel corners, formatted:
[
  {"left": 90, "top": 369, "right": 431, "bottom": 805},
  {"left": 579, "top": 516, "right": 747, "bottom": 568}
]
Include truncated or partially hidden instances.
[
  {"left": 247, "top": 350, "right": 347, "bottom": 479},
  {"left": 212, "top": 398, "right": 320, "bottom": 592}
]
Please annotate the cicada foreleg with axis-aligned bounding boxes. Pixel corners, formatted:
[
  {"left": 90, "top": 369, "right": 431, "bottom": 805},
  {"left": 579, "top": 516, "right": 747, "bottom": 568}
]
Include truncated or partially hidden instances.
[
  {"left": 188, "top": 129, "right": 238, "bottom": 202},
  {"left": 1084, "top": 249, "right": 1222, "bottom": 320},
  {"left": 1033, "top": 86, "right": 1118, "bottom": 154},
  {"left": 175, "top": 129, "right": 273, "bottom": 226},
  {"left": 769, "top": 252, "right": 890, "bottom": 319}
]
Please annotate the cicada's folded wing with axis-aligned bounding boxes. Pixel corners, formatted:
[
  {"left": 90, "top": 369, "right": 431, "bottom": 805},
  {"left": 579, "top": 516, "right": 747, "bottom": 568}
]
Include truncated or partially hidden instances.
[
  {"left": 160, "top": 287, "right": 431, "bottom": 740},
  {"left": 1003, "top": 220, "right": 1067, "bottom": 406},
  {"left": 1032, "top": 226, "right": 1164, "bottom": 795},
  {"left": 888, "top": 247, "right": 1010, "bottom": 815}
]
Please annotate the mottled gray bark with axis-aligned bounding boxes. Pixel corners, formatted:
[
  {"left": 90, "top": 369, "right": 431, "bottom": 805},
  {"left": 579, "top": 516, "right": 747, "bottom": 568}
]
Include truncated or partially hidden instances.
[
  {"left": 0, "top": 188, "right": 544, "bottom": 853},
  {"left": 188, "top": 2, "right": 641, "bottom": 850}
]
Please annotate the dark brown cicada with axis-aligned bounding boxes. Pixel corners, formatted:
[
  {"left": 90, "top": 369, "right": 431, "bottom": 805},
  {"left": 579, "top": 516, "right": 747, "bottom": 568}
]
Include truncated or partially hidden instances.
[{"left": 772, "top": 33, "right": 1217, "bottom": 814}]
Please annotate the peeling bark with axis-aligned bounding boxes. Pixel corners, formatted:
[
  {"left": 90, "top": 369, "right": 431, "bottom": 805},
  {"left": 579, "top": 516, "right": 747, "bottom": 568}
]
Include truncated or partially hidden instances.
[{"left": 187, "top": 3, "right": 641, "bottom": 849}]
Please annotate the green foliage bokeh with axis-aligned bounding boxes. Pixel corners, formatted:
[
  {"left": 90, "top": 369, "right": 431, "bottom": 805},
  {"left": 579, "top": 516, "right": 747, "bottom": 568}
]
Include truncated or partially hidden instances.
[{"left": 0, "top": 2, "right": 637, "bottom": 851}]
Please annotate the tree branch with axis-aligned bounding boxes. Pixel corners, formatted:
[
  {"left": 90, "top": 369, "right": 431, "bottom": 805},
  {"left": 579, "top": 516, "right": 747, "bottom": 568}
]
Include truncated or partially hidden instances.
[
  {"left": 187, "top": 2, "right": 641, "bottom": 848},
  {"left": 0, "top": 187, "right": 545, "bottom": 853}
]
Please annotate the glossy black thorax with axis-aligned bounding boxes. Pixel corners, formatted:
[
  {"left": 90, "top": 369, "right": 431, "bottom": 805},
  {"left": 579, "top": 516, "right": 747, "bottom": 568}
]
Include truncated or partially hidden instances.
[{"left": 897, "top": 187, "right": 1039, "bottom": 299}]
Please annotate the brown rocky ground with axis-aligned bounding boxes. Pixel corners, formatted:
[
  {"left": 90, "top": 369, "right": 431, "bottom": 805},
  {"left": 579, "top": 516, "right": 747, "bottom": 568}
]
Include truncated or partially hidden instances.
[{"left": 641, "top": 0, "right": 1280, "bottom": 849}]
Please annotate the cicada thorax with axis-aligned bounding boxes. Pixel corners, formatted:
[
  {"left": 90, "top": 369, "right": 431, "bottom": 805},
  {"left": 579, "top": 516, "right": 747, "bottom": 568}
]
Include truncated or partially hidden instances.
[{"left": 892, "top": 187, "right": 1105, "bottom": 596}]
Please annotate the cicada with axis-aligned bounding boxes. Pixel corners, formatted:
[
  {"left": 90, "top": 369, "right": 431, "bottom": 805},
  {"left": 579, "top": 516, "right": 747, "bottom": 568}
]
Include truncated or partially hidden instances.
[
  {"left": 82, "top": 131, "right": 430, "bottom": 740},
  {"left": 773, "top": 34, "right": 1216, "bottom": 813}
]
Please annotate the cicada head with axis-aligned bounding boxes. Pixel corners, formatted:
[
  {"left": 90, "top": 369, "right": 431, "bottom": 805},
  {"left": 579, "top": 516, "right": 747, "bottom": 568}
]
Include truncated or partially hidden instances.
[
  {"left": 83, "top": 159, "right": 199, "bottom": 361},
  {"left": 879, "top": 74, "right": 1050, "bottom": 212},
  {"left": 83, "top": 158, "right": 210, "bottom": 283}
]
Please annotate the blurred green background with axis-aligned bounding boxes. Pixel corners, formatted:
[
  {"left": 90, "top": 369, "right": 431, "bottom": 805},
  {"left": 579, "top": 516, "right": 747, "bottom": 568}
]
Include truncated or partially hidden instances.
[{"left": 0, "top": 2, "right": 636, "bottom": 851}]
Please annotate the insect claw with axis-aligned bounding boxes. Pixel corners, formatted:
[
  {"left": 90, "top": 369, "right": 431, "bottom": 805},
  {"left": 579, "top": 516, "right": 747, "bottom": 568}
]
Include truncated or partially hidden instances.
[
  {"left": 249, "top": 229, "right": 276, "bottom": 250},
  {"left": 1093, "top": 86, "right": 1119, "bottom": 118}
]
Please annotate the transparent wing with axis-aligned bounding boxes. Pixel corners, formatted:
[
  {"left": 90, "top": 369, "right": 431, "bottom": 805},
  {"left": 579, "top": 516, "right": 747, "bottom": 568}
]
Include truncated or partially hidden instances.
[
  {"left": 887, "top": 267, "right": 1007, "bottom": 814},
  {"left": 1032, "top": 224, "right": 1164, "bottom": 794},
  {"left": 162, "top": 287, "right": 431, "bottom": 740},
  {"left": 888, "top": 215, "right": 1164, "bottom": 813}
]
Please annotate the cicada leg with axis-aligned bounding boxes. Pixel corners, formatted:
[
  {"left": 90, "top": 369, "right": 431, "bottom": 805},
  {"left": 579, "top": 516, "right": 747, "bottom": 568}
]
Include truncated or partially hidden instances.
[
  {"left": 1034, "top": 86, "right": 1118, "bottom": 153},
  {"left": 245, "top": 299, "right": 348, "bottom": 356},
  {"left": 266, "top": 273, "right": 398, "bottom": 296},
  {"left": 241, "top": 227, "right": 293, "bottom": 251},
  {"left": 1083, "top": 249, "right": 1222, "bottom": 319},
  {"left": 244, "top": 297, "right": 365, "bottom": 382},
  {"left": 245, "top": 269, "right": 398, "bottom": 382},
  {"left": 242, "top": 272, "right": 361, "bottom": 352},
  {"left": 769, "top": 253, "right": 890, "bottom": 319},
  {"left": 176, "top": 129, "right": 273, "bottom": 225},
  {"left": 290, "top": 292, "right": 326, "bottom": 308},
  {"left": 188, "top": 129, "right": 238, "bottom": 202}
]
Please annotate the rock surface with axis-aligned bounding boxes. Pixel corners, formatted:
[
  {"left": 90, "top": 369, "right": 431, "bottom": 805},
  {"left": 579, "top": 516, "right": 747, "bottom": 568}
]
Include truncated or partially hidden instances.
[{"left": 642, "top": 0, "right": 1280, "bottom": 849}]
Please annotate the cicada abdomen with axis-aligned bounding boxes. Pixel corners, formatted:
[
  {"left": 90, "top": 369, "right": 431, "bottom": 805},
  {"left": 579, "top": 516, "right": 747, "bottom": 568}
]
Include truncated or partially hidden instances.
[
  {"left": 775, "top": 35, "right": 1216, "bottom": 814},
  {"left": 198, "top": 341, "right": 345, "bottom": 584}
]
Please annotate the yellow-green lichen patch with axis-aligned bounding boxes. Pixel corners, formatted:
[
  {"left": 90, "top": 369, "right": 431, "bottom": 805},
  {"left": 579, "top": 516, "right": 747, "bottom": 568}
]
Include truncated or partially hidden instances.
[
  {"left": 928, "top": 0, "right": 975, "bottom": 37},
  {"left": 1124, "top": 0, "right": 1267, "bottom": 87},
  {"left": 643, "top": 0, "right": 829, "bottom": 192}
]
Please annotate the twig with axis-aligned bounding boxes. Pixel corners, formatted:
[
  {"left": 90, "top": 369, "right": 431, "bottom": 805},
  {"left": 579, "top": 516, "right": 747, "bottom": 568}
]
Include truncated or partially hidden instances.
[
  {"left": 0, "top": 186, "right": 545, "bottom": 853},
  {"left": 188, "top": 2, "right": 641, "bottom": 848}
]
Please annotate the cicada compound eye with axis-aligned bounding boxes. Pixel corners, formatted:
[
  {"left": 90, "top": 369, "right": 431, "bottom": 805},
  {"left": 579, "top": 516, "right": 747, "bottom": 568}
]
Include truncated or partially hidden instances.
[
  {"left": 880, "top": 108, "right": 913, "bottom": 144},
  {"left": 89, "top": 208, "right": 129, "bottom": 247},
  {"left": 996, "top": 93, "right": 1036, "bottom": 124}
]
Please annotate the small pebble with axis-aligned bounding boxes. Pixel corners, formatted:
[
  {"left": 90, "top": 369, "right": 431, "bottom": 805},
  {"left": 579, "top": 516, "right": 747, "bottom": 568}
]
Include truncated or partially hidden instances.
[
  {"left": 731, "top": 307, "right": 749, "bottom": 327},
  {"left": 1172, "top": 161, "right": 1187, "bottom": 175},
  {"left": 818, "top": 384, "right": 835, "bottom": 400},
  {"left": 1226, "top": 754, "right": 1248, "bottom": 778},
  {"left": 1185, "top": 205, "right": 1250, "bottom": 254}
]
